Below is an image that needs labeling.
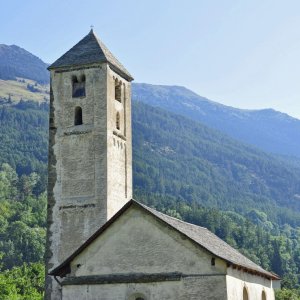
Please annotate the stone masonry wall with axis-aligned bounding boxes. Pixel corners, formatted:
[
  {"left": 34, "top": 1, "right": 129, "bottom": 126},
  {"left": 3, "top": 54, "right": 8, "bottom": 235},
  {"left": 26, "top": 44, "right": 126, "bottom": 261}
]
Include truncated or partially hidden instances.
[
  {"left": 45, "top": 63, "right": 132, "bottom": 300},
  {"left": 62, "top": 277, "right": 227, "bottom": 300}
]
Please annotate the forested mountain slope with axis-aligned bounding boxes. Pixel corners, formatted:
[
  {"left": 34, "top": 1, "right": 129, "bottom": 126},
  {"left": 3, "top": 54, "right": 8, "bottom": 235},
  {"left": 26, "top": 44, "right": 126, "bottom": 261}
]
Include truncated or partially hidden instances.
[
  {"left": 132, "top": 83, "right": 300, "bottom": 159},
  {"left": 0, "top": 100, "right": 300, "bottom": 298},
  {"left": 1, "top": 46, "right": 300, "bottom": 297},
  {"left": 132, "top": 101, "right": 300, "bottom": 227},
  {"left": 2, "top": 43, "right": 300, "bottom": 159},
  {"left": 2, "top": 100, "right": 300, "bottom": 227}
]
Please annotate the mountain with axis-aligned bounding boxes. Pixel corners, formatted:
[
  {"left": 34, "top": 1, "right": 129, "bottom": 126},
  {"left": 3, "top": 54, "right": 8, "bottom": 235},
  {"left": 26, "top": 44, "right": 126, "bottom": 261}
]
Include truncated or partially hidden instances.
[
  {"left": 0, "top": 44, "right": 49, "bottom": 83},
  {"left": 2, "top": 99, "right": 300, "bottom": 286},
  {"left": 2, "top": 100, "right": 300, "bottom": 227},
  {"left": 0, "top": 46, "right": 300, "bottom": 292},
  {"left": 1, "top": 102, "right": 300, "bottom": 296},
  {"left": 1, "top": 44, "right": 300, "bottom": 160},
  {"left": 132, "top": 101, "right": 300, "bottom": 227},
  {"left": 132, "top": 83, "right": 300, "bottom": 159},
  {"left": 0, "top": 45, "right": 299, "bottom": 222},
  {"left": 0, "top": 101, "right": 49, "bottom": 194}
]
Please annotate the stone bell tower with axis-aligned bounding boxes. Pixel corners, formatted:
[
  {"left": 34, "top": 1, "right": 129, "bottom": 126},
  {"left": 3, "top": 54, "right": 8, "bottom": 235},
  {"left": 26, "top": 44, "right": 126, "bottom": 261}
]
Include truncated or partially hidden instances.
[{"left": 45, "top": 30, "right": 133, "bottom": 299}]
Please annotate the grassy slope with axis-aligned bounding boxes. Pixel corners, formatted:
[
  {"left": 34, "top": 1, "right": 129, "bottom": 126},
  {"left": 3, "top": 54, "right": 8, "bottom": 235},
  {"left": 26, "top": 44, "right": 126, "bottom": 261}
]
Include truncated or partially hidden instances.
[{"left": 0, "top": 78, "right": 49, "bottom": 103}]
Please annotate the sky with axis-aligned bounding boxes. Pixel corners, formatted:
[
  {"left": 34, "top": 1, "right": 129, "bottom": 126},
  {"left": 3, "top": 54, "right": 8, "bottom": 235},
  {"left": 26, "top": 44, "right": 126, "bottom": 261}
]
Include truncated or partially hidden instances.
[{"left": 2, "top": 0, "right": 300, "bottom": 118}]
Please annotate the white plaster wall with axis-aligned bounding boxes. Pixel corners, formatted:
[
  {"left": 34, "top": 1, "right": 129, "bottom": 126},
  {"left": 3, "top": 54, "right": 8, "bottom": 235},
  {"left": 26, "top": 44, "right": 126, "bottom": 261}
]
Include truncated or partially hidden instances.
[
  {"left": 226, "top": 267, "right": 275, "bottom": 300},
  {"left": 62, "top": 276, "right": 227, "bottom": 300},
  {"left": 70, "top": 206, "right": 227, "bottom": 277}
]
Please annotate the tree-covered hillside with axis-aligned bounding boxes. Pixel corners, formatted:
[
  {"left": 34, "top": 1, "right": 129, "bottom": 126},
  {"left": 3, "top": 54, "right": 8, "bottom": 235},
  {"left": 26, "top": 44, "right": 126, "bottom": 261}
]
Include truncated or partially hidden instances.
[
  {"left": 1, "top": 100, "right": 300, "bottom": 298},
  {"left": 133, "top": 101, "right": 300, "bottom": 226},
  {"left": 2, "top": 100, "right": 300, "bottom": 225},
  {"left": 0, "top": 162, "right": 299, "bottom": 299},
  {"left": 0, "top": 101, "right": 48, "bottom": 193}
]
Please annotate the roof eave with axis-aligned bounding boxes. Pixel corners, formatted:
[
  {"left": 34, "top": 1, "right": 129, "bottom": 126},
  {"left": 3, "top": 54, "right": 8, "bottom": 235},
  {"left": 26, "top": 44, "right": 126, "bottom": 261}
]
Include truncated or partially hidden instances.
[
  {"left": 48, "top": 61, "right": 133, "bottom": 82},
  {"left": 108, "top": 63, "right": 134, "bottom": 82},
  {"left": 226, "top": 262, "right": 280, "bottom": 281},
  {"left": 47, "top": 60, "right": 103, "bottom": 71}
]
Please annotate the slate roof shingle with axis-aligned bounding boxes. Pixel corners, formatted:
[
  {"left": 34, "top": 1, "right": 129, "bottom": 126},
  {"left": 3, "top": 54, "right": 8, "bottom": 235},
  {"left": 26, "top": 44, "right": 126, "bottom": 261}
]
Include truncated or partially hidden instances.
[{"left": 48, "top": 30, "right": 133, "bottom": 81}]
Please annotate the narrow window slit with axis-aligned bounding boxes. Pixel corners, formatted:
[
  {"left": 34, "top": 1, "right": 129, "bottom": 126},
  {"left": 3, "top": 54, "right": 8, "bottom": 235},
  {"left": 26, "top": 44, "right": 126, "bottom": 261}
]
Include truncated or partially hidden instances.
[
  {"left": 116, "top": 112, "right": 120, "bottom": 130},
  {"left": 115, "top": 79, "right": 121, "bottom": 102},
  {"left": 75, "top": 107, "right": 83, "bottom": 125}
]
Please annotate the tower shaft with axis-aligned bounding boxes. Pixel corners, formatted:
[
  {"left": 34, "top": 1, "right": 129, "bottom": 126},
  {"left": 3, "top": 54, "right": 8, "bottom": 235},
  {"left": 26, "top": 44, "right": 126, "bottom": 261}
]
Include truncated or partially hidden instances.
[{"left": 45, "top": 30, "right": 133, "bottom": 300}]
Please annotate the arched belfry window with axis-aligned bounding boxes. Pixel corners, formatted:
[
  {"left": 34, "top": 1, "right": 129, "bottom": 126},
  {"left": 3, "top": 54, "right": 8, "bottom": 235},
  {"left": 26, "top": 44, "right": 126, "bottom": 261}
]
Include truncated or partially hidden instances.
[
  {"left": 116, "top": 112, "right": 120, "bottom": 130},
  {"left": 74, "top": 106, "right": 83, "bottom": 125},
  {"left": 243, "top": 287, "right": 249, "bottom": 300},
  {"left": 262, "top": 290, "right": 267, "bottom": 300},
  {"left": 115, "top": 79, "right": 121, "bottom": 102},
  {"left": 72, "top": 74, "right": 86, "bottom": 98}
]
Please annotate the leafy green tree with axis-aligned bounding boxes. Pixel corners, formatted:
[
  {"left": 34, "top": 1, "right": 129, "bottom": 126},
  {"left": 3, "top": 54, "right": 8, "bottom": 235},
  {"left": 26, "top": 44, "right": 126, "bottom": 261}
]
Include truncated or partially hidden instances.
[
  {"left": 0, "top": 263, "right": 44, "bottom": 300},
  {"left": 276, "top": 289, "right": 300, "bottom": 300}
]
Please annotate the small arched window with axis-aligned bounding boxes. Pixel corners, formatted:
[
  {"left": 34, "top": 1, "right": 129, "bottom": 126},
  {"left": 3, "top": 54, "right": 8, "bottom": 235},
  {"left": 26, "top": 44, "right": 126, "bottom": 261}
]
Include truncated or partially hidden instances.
[
  {"left": 74, "top": 106, "right": 83, "bottom": 125},
  {"left": 115, "top": 79, "right": 121, "bottom": 102},
  {"left": 262, "top": 290, "right": 267, "bottom": 300},
  {"left": 72, "top": 74, "right": 86, "bottom": 98},
  {"left": 116, "top": 112, "right": 120, "bottom": 130},
  {"left": 243, "top": 287, "right": 249, "bottom": 300}
]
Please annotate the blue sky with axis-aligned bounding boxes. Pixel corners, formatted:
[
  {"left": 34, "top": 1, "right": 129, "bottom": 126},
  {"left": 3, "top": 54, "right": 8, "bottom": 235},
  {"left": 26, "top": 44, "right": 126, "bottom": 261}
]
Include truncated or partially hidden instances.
[{"left": 2, "top": 0, "right": 300, "bottom": 118}]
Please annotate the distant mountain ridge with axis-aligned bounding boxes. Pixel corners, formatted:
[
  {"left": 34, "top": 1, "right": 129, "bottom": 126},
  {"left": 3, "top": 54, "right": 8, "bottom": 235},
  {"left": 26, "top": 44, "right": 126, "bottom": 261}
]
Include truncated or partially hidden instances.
[
  {"left": 132, "top": 83, "right": 300, "bottom": 158},
  {"left": 0, "top": 44, "right": 49, "bottom": 83},
  {"left": 2, "top": 100, "right": 300, "bottom": 227},
  {"left": 1, "top": 44, "right": 300, "bottom": 159},
  {"left": 133, "top": 101, "right": 300, "bottom": 226},
  {"left": 1, "top": 45, "right": 300, "bottom": 289}
]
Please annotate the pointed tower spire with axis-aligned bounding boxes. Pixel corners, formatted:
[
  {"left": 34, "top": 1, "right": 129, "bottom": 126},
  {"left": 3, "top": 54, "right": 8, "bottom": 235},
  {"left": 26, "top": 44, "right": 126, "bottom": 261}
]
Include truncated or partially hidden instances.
[{"left": 48, "top": 30, "right": 133, "bottom": 81}]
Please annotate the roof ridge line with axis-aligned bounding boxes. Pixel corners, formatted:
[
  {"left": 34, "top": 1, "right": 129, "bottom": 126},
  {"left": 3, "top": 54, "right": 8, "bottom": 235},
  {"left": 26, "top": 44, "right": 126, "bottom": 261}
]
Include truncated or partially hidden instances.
[{"left": 134, "top": 200, "right": 208, "bottom": 230}]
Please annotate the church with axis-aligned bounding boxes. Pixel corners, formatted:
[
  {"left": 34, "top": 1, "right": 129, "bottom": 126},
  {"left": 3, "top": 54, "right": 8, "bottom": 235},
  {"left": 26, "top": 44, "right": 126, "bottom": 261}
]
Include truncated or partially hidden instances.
[{"left": 45, "top": 30, "right": 280, "bottom": 300}]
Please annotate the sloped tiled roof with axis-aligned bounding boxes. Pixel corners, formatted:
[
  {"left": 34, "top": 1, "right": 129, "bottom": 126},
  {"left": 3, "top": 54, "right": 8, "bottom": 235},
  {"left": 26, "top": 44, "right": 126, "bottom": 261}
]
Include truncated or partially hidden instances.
[
  {"left": 49, "top": 200, "right": 279, "bottom": 280},
  {"left": 48, "top": 30, "right": 133, "bottom": 81}
]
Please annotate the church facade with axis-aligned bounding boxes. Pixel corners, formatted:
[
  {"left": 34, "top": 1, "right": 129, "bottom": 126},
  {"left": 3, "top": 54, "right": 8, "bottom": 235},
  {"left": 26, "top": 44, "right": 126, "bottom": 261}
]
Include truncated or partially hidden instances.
[{"left": 45, "top": 30, "right": 279, "bottom": 300}]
